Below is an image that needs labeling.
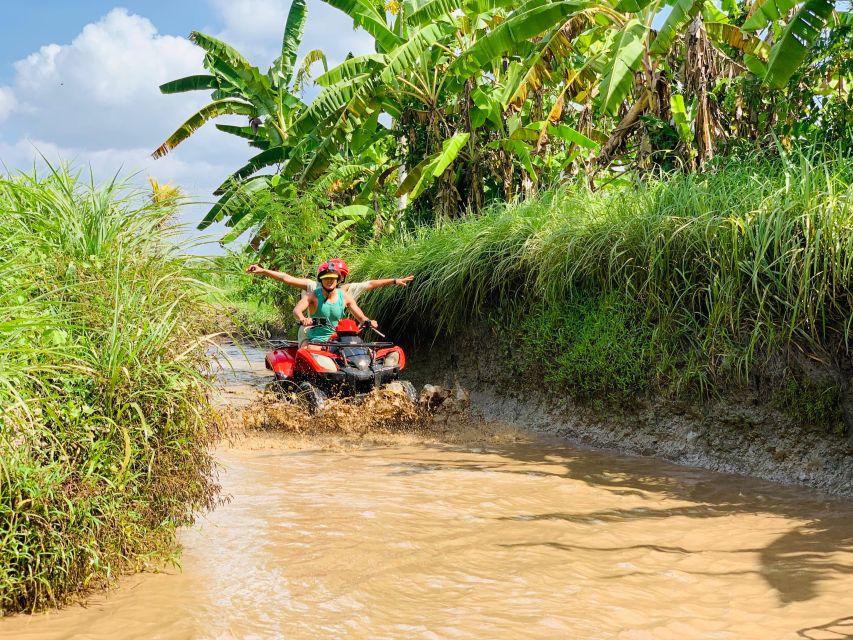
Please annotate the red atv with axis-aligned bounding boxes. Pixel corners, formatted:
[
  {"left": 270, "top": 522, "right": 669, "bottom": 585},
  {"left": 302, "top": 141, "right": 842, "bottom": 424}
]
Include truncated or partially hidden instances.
[{"left": 264, "top": 317, "right": 417, "bottom": 414}]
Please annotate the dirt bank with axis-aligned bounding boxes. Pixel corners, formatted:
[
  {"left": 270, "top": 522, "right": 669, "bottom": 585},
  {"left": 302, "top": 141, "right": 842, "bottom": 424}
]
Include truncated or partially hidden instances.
[{"left": 405, "top": 338, "right": 853, "bottom": 497}]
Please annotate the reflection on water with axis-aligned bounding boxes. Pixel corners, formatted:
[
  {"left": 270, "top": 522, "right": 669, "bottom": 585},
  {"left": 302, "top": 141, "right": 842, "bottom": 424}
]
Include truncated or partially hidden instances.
[{"left": 3, "top": 343, "right": 852, "bottom": 639}]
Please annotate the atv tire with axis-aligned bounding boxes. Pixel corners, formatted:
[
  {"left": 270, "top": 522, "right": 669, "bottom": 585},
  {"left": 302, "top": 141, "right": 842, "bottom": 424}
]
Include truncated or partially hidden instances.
[
  {"left": 266, "top": 378, "right": 299, "bottom": 400},
  {"left": 298, "top": 382, "right": 327, "bottom": 415},
  {"left": 396, "top": 380, "right": 418, "bottom": 405}
]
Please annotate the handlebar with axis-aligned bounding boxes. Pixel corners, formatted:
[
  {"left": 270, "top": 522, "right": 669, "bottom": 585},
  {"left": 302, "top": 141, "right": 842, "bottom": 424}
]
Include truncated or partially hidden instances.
[{"left": 295, "top": 317, "right": 384, "bottom": 337}]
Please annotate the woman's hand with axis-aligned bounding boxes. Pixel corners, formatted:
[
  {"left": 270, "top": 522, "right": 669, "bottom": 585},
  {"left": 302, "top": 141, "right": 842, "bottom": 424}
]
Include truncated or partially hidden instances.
[
  {"left": 394, "top": 275, "right": 414, "bottom": 286},
  {"left": 369, "top": 319, "right": 378, "bottom": 329},
  {"left": 300, "top": 317, "right": 314, "bottom": 327},
  {"left": 246, "top": 264, "right": 263, "bottom": 274}
]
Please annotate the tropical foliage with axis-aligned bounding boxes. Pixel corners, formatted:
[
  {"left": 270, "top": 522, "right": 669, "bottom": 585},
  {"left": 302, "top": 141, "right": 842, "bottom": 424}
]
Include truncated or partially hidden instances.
[
  {"left": 154, "top": 0, "right": 852, "bottom": 250},
  {"left": 0, "top": 168, "right": 219, "bottom": 612},
  {"left": 354, "top": 148, "right": 853, "bottom": 407}
]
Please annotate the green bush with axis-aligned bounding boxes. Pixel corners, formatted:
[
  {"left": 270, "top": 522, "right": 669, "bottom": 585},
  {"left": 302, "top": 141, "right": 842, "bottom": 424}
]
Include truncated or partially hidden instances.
[
  {"left": 774, "top": 374, "right": 847, "bottom": 435},
  {"left": 506, "top": 295, "right": 656, "bottom": 404},
  {"left": 0, "top": 168, "right": 218, "bottom": 613},
  {"left": 354, "top": 148, "right": 853, "bottom": 401}
]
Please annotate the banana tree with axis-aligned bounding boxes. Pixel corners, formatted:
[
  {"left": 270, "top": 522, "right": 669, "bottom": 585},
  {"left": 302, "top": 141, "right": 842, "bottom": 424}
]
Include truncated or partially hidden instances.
[{"left": 152, "top": 0, "right": 320, "bottom": 236}]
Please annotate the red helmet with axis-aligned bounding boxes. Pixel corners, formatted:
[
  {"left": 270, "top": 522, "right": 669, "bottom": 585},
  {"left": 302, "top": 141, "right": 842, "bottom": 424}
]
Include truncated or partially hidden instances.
[
  {"left": 329, "top": 258, "right": 349, "bottom": 281},
  {"left": 317, "top": 260, "right": 341, "bottom": 280}
]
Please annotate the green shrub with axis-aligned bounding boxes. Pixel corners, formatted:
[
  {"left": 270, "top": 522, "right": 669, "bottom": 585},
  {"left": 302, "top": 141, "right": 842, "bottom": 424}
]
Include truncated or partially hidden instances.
[
  {"left": 0, "top": 167, "right": 218, "bottom": 613},
  {"left": 354, "top": 148, "right": 853, "bottom": 401},
  {"left": 774, "top": 374, "right": 847, "bottom": 435},
  {"left": 506, "top": 295, "right": 656, "bottom": 404}
]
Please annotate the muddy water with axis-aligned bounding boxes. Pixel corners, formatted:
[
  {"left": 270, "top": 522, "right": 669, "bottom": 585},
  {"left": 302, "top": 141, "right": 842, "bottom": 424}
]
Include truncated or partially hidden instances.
[{"left": 4, "top": 344, "right": 853, "bottom": 640}]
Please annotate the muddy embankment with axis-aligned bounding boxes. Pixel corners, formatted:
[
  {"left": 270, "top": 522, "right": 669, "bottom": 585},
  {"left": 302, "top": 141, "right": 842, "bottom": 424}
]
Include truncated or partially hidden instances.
[{"left": 402, "top": 333, "right": 853, "bottom": 497}]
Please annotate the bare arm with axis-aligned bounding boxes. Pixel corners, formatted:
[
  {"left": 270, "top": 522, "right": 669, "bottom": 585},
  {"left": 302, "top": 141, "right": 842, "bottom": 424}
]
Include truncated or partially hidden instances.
[
  {"left": 246, "top": 264, "right": 313, "bottom": 290},
  {"left": 344, "top": 292, "right": 377, "bottom": 328},
  {"left": 293, "top": 293, "right": 315, "bottom": 326},
  {"left": 363, "top": 275, "right": 414, "bottom": 291}
]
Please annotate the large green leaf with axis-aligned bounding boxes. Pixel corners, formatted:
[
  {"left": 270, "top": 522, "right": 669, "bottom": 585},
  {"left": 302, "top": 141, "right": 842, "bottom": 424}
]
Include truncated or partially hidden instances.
[
  {"left": 548, "top": 123, "right": 598, "bottom": 148},
  {"left": 215, "top": 146, "right": 290, "bottom": 194},
  {"left": 743, "top": 53, "right": 768, "bottom": 75},
  {"left": 215, "top": 124, "right": 271, "bottom": 148},
  {"left": 742, "top": 0, "right": 800, "bottom": 31},
  {"left": 221, "top": 208, "right": 268, "bottom": 244},
  {"left": 152, "top": 99, "right": 255, "bottom": 158},
  {"left": 396, "top": 133, "right": 470, "bottom": 200},
  {"left": 190, "top": 32, "right": 252, "bottom": 69},
  {"left": 598, "top": 20, "right": 648, "bottom": 116},
  {"left": 462, "top": 0, "right": 518, "bottom": 13},
  {"left": 649, "top": 0, "right": 703, "bottom": 55},
  {"left": 274, "top": 0, "right": 308, "bottom": 87},
  {"left": 764, "top": 0, "right": 834, "bottom": 88},
  {"left": 488, "top": 138, "right": 537, "bottom": 177},
  {"left": 379, "top": 23, "right": 447, "bottom": 83},
  {"left": 198, "top": 176, "right": 270, "bottom": 230},
  {"left": 613, "top": 0, "right": 656, "bottom": 11},
  {"left": 669, "top": 94, "right": 691, "bottom": 142},
  {"left": 314, "top": 54, "right": 387, "bottom": 86},
  {"left": 705, "top": 22, "right": 770, "bottom": 59},
  {"left": 207, "top": 57, "right": 278, "bottom": 116},
  {"left": 321, "top": 0, "right": 403, "bottom": 51},
  {"left": 452, "top": 0, "right": 590, "bottom": 77},
  {"left": 159, "top": 75, "right": 218, "bottom": 94},
  {"left": 292, "top": 74, "right": 376, "bottom": 135},
  {"left": 332, "top": 204, "right": 373, "bottom": 218},
  {"left": 409, "top": 0, "right": 462, "bottom": 26}
]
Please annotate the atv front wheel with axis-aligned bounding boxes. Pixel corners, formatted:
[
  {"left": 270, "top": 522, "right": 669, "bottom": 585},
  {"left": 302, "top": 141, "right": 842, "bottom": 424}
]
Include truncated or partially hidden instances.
[
  {"left": 396, "top": 380, "right": 418, "bottom": 405},
  {"left": 266, "top": 378, "right": 300, "bottom": 400},
  {"left": 298, "top": 382, "right": 328, "bottom": 415}
]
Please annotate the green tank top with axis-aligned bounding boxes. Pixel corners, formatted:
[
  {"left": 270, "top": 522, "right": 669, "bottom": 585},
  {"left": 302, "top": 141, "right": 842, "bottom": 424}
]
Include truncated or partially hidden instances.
[{"left": 308, "top": 286, "right": 346, "bottom": 342}]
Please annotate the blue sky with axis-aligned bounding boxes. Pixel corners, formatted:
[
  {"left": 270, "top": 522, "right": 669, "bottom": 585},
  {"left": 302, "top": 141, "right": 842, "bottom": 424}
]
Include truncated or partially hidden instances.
[
  {"left": 0, "top": 2, "right": 213, "bottom": 83},
  {"left": 0, "top": 1, "right": 373, "bottom": 251}
]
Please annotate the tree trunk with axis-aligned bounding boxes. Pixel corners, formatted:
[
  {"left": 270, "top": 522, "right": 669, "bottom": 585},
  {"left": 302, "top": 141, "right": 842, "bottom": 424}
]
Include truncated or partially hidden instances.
[{"left": 596, "top": 93, "right": 651, "bottom": 167}]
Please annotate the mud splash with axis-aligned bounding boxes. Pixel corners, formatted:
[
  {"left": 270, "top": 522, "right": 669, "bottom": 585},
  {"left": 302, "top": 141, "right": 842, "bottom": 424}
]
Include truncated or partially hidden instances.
[{"left": 212, "top": 341, "right": 529, "bottom": 451}]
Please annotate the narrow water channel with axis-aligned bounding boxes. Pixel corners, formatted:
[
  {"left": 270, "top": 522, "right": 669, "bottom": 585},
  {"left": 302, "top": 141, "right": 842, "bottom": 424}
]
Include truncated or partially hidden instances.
[{"left": 4, "top": 345, "right": 852, "bottom": 639}]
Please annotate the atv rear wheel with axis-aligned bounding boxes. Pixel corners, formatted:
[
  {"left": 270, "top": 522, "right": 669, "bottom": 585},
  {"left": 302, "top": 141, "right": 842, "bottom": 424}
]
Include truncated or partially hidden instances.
[{"left": 297, "top": 382, "right": 327, "bottom": 415}]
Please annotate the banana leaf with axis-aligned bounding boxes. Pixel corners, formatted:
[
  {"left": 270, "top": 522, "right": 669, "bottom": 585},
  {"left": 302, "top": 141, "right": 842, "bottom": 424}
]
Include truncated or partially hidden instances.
[
  {"left": 159, "top": 75, "right": 218, "bottom": 94},
  {"left": 598, "top": 20, "right": 648, "bottom": 116},
  {"left": 152, "top": 99, "right": 255, "bottom": 158},
  {"left": 396, "top": 132, "right": 470, "bottom": 199},
  {"left": 763, "top": 0, "right": 834, "bottom": 88}
]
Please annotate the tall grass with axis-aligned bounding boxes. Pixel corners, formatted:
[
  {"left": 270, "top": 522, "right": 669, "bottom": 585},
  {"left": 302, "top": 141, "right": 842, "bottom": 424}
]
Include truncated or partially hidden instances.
[
  {"left": 0, "top": 168, "right": 219, "bottom": 613},
  {"left": 354, "top": 150, "right": 853, "bottom": 393}
]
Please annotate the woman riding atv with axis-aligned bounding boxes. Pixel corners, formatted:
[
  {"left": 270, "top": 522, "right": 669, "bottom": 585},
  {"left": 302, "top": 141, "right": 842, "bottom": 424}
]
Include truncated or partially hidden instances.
[
  {"left": 245, "top": 258, "right": 413, "bottom": 303},
  {"left": 293, "top": 261, "right": 378, "bottom": 345}
]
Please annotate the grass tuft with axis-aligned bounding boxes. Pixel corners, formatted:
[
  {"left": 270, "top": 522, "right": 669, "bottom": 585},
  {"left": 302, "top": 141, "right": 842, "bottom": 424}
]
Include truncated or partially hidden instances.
[{"left": 0, "top": 166, "right": 219, "bottom": 613}]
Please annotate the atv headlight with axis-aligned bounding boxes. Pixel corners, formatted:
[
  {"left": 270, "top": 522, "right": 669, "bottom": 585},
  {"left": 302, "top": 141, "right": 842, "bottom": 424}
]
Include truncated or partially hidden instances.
[
  {"left": 383, "top": 351, "right": 399, "bottom": 368},
  {"left": 310, "top": 353, "right": 338, "bottom": 372}
]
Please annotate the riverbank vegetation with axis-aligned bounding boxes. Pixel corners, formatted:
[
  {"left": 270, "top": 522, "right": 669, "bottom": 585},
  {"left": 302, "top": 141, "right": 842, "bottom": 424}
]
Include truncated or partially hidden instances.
[
  {"left": 153, "top": 0, "right": 851, "bottom": 431},
  {"left": 0, "top": 169, "right": 219, "bottom": 613},
  {"left": 355, "top": 149, "right": 851, "bottom": 425}
]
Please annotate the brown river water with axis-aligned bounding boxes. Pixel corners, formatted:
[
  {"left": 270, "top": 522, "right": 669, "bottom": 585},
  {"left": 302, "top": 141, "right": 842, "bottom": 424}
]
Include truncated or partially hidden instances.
[{"left": 3, "top": 344, "right": 852, "bottom": 640}]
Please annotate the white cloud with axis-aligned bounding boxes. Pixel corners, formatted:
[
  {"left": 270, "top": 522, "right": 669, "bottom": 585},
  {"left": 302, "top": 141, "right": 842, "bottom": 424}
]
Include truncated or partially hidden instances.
[
  {"left": 9, "top": 9, "right": 210, "bottom": 150},
  {"left": 0, "top": 8, "right": 250, "bottom": 231},
  {"left": 0, "top": 87, "right": 16, "bottom": 122}
]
